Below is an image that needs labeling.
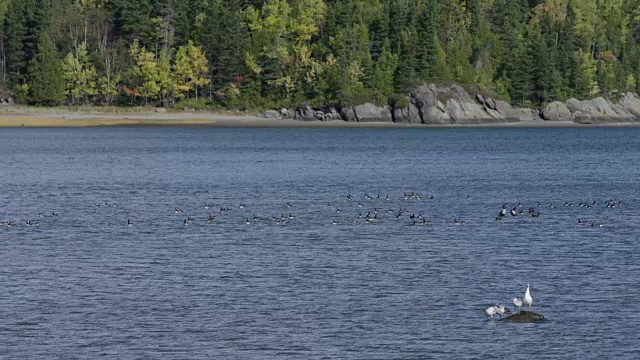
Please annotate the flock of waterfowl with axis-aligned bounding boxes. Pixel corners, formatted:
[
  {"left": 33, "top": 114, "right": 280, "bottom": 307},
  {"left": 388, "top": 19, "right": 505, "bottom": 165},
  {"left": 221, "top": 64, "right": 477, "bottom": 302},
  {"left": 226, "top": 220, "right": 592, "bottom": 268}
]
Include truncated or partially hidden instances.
[
  {"left": 0, "top": 192, "right": 623, "bottom": 230},
  {"left": 485, "top": 284, "right": 534, "bottom": 319}
]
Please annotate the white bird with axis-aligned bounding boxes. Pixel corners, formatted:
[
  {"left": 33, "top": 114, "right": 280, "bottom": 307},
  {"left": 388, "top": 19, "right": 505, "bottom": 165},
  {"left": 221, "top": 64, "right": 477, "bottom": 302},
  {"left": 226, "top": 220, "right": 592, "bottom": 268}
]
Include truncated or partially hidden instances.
[
  {"left": 512, "top": 297, "right": 523, "bottom": 312},
  {"left": 495, "top": 305, "right": 512, "bottom": 318},
  {"left": 523, "top": 284, "right": 533, "bottom": 310},
  {"left": 485, "top": 306, "right": 496, "bottom": 318}
]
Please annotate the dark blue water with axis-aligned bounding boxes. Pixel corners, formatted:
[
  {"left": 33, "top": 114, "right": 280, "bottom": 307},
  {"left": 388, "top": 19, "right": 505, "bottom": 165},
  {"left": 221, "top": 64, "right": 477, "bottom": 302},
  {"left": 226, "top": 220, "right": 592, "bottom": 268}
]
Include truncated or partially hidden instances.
[{"left": 1, "top": 127, "right": 640, "bottom": 359}]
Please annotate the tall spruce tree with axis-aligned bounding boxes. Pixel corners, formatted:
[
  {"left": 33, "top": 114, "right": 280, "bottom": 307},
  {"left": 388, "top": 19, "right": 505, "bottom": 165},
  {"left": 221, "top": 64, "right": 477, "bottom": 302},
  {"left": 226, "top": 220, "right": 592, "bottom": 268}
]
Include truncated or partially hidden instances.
[
  {"left": 28, "top": 31, "right": 65, "bottom": 105},
  {"left": 113, "top": 0, "right": 153, "bottom": 46},
  {"left": 394, "top": 29, "right": 416, "bottom": 93},
  {"left": 204, "top": 0, "right": 248, "bottom": 90},
  {"left": 4, "top": 0, "right": 27, "bottom": 83},
  {"left": 415, "top": 0, "right": 438, "bottom": 80}
]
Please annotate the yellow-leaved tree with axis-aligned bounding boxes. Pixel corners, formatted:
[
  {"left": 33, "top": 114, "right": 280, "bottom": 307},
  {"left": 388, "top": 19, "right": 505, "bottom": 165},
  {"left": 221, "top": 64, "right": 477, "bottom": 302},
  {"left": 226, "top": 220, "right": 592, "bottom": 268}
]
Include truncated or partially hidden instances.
[
  {"left": 130, "top": 40, "right": 160, "bottom": 103},
  {"left": 62, "top": 41, "right": 97, "bottom": 105},
  {"left": 173, "top": 41, "right": 209, "bottom": 100},
  {"left": 244, "top": 0, "right": 327, "bottom": 99}
]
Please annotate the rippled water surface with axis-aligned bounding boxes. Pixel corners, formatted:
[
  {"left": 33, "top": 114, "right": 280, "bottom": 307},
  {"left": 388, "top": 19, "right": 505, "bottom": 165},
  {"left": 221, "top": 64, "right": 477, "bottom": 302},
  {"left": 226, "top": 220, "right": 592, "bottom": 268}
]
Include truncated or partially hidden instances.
[{"left": 2, "top": 127, "right": 640, "bottom": 359}]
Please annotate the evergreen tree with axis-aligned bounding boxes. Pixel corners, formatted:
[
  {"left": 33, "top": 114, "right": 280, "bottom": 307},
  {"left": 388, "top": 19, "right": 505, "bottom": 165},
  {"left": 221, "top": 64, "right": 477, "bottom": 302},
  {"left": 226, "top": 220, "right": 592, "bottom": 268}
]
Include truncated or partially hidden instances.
[
  {"left": 394, "top": 29, "right": 416, "bottom": 93},
  {"left": 200, "top": 0, "right": 248, "bottom": 94},
  {"left": 4, "top": 0, "right": 27, "bottom": 83},
  {"left": 531, "top": 13, "right": 562, "bottom": 104},
  {"left": 415, "top": 0, "right": 438, "bottom": 80},
  {"left": 28, "top": 31, "right": 65, "bottom": 105},
  {"left": 0, "top": 0, "right": 637, "bottom": 110},
  {"left": 113, "top": 0, "right": 153, "bottom": 46},
  {"left": 508, "top": 39, "right": 532, "bottom": 106},
  {"left": 557, "top": 0, "right": 579, "bottom": 97}
]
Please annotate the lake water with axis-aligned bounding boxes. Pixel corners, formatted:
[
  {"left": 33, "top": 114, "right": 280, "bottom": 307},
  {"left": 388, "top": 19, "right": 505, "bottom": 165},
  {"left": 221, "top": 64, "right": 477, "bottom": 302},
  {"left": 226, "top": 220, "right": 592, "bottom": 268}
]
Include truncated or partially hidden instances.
[{"left": 1, "top": 127, "right": 640, "bottom": 359}]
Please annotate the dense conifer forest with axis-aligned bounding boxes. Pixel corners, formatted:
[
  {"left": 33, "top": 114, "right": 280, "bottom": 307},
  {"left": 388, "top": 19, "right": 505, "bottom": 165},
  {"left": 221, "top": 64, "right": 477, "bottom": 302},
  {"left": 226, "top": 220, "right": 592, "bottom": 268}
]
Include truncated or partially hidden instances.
[{"left": 0, "top": 0, "right": 639, "bottom": 109}]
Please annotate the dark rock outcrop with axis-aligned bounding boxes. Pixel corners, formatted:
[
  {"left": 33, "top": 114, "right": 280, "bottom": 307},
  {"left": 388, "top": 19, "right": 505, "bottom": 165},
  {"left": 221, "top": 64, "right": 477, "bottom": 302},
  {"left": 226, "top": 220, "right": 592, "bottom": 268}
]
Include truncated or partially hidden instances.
[
  {"left": 281, "top": 108, "right": 294, "bottom": 119},
  {"left": 294, "top": 104, "right": 316, "bottom": 121},
  {"left": 323, "top": 107, "right": 341, "bottom": 121},
  {"left": 340, "top": 107, "right": 358, "bottom": 122},
  {"left": 413, "top": 85, "right": 452, "bottom": 124},
  {"left": 503, "top": 311, "right": 545, "bottom": 323},
  {"left": 392, "top": 102, "right": 421, "bottom": 124},
  {"left": 485, "top": 97, "right": 497, "bottom": 110}
]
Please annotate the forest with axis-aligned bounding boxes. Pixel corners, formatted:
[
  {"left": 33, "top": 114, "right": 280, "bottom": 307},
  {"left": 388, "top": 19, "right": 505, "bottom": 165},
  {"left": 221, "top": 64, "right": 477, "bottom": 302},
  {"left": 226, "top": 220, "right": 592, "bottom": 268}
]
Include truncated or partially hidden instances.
[{"left": 0, "top": 0, "right": 639, "bottom": 110}]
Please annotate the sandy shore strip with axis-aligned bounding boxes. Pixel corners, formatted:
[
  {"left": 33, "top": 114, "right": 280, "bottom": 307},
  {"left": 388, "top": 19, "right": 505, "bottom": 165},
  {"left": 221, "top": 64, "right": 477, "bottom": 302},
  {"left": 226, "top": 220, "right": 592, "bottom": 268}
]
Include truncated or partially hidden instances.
[{"left": 0, "top": 111, "right": 638, "bottom": 128}]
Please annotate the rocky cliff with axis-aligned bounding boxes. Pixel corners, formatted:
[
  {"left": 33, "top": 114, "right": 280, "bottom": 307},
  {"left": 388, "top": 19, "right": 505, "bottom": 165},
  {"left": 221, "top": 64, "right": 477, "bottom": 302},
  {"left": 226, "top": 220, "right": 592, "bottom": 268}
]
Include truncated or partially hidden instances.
[
  {"left": 542, "top": 93, "right": 640, "bottom": 124},
  {"left": 260, "top": 84, "right": 640, "bottom": 125}
]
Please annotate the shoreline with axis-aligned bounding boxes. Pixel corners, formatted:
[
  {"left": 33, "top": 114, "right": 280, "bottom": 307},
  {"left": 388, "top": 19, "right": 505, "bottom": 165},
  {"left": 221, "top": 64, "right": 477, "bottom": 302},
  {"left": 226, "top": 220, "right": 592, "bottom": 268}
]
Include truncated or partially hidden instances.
[{"left": 0, "top": 112, "right": 639, "bottom": 128}]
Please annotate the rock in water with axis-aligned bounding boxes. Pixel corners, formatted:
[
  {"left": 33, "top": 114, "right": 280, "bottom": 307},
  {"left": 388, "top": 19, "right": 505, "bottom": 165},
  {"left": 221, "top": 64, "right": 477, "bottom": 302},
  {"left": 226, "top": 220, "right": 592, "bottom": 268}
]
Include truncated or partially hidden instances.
[{"left": 503, "top": 311, "right": 545, "bottom": 323}]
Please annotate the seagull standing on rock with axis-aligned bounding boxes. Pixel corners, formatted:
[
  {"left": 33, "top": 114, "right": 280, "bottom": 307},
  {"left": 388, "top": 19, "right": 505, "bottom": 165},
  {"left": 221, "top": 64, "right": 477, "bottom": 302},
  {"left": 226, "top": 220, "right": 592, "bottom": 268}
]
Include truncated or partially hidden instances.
[
  {"left": 485, "top": 306, "right": 496, "bottom": 318},
  {"left": 495, "top": 305, "right": 512, "bottom": 318},
  {"left": 523, "top": 284, "right": 533, "bottom": 310},
  {"left": 512, "top": 298, "right": 523, "bottom": 312}
]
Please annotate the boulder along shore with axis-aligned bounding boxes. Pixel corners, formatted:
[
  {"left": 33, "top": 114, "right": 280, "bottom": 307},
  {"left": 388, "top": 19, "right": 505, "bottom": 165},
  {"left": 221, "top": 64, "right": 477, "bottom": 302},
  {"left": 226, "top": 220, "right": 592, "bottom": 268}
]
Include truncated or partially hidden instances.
[{"left": 261, "top": 83, "right": 640, "bottom": 126}]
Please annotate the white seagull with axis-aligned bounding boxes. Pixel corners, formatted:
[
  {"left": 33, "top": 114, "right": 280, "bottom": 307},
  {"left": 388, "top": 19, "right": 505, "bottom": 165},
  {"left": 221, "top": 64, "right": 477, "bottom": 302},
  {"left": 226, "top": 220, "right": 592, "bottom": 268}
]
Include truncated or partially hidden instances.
[
  {"left": 485, "top": 306, "right": 496, "bottom": 318},
  {"left": 523, "top": 284, "right": 533, "bottom": 310},
  {"left": 512, "top": 297, "right": 523, "bottom": 312},
  {"left": 495, "top": 305, "right": 511, "bottom": 318}
]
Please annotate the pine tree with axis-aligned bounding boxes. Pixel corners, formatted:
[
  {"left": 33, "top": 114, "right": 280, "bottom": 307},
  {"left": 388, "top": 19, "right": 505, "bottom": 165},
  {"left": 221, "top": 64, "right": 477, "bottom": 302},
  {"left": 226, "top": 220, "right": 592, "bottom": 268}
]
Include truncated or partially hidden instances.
[
  {"left": 557, "top": 0, "right": 578, "bottom": 97},
  {"left": 200, "top": 0, "right": 248, "bottom": 94},
  {"left": 372, "top": 40, "right": 398, "bottom": 104},
  {"left": 4, "top": 0, "right": 27, "bottom": 83},
  {"left": 387, "top": 0, "right": 408, "bottom": 54},
  {"left": 508, "top": 39, "right": 532, "bottom": 106},
  {"left": 28, "top": 31, "right": 65, "bottom": 106},
  {"left": 531, "top": 13, "right": 562, "bottom": 104},
  {"left": 415, "top": 0, "right": 438, "bottom": 80},
  {"left": 394, "top": 29, "right": 416, "bottom": 93},
  {"left": 113, "top": 0, "right": 153, "bottom": 46}
]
